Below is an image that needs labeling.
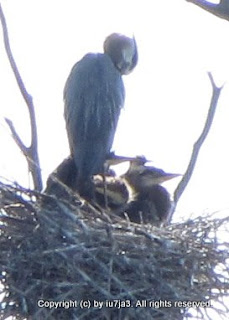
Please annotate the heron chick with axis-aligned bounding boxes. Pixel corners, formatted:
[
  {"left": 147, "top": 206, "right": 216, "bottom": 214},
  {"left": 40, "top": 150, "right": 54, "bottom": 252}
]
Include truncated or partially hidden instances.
[{"left": 122, "top": 159, "right": 181, "bottom": 225}]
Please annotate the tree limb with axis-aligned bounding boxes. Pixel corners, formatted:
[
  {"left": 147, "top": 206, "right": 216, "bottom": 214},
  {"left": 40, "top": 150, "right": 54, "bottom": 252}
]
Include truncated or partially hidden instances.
[
  {"left": 172, "top": 72, "right": 223, "bottom": 215},
  {"left": 0, "top": 3, "right": 43, "bottom": 191},
  {"left": 186, "top": 0, "right": 229, "bottom": 21},
  {"left": 4, "top": 118, "right": 28, "bottom": 154}
]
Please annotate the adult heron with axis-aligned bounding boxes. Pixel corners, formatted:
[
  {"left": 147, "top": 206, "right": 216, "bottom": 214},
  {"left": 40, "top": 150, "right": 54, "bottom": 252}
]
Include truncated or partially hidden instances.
[{"left": 64, "top": 33, "right": 138, "bottom": 198}]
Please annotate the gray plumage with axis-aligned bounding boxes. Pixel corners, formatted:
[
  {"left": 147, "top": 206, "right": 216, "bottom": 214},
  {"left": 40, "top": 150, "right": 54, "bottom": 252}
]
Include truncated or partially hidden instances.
[
  {"left": 64, "top": 33, "right": 137, "bottom": 198},
  {"left": 64, "top": 54, "right": 124, "bottom": 196}
]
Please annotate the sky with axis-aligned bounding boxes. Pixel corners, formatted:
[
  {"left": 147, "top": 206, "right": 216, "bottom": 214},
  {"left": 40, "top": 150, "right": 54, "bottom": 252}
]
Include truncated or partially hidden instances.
[{"left": 1, "top": 0, "right": 229, "bottom": 220}]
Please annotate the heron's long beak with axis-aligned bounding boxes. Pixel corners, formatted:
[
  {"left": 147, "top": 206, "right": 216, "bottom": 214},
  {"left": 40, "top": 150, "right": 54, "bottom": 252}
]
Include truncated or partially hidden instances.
[
  {"left": 106, "top": 155, "right": 139, "bottom": 166},
  {"left": 106, "top": 154, "right": 152, "bottom": 167},
  {"left": 156, "top": 173, "right": 182, "bottom": 184}
]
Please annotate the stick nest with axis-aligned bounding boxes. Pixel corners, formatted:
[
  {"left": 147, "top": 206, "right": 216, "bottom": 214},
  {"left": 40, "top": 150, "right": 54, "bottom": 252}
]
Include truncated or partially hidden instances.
[{"left": 0, "top": 181, "right": 229, "bottom": 320}]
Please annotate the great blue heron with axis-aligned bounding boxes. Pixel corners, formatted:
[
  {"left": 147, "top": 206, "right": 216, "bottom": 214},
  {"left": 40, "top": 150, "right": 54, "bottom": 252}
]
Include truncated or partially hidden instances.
[
  {"left": 45, "top": 156, "right": 77, "bottom": 200},
  {"left": 94, "top": 156, "right": 181, "bottom": 225},
  {"left": 64, "top": 33, "right": 138, "bottom": 199},
  {"left": 122, "top": 158, "right": 181, "bottom": 225},
  {"left": 94, "top": 173, "right": 129, "bottom": 210},
  {"left": 93, "top": 154, "right": 145, "bottom": 209}
]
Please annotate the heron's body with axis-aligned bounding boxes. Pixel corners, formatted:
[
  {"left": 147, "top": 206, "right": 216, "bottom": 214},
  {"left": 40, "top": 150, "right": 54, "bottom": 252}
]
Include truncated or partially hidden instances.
[
  {"left": 64, "top": 34, "right": 137, "bottom": 198},
  {"left": 124, "top": 184, "right": 172, "bottom": 225},
  {"left": 122, "top": 159, "right": 180, "bottom": 225},
  {"left": 64, "top": 53, "right": 124, "bottom": 196},
  {"left": 94, "top": 174, "right": 129, "bottom": 209}
]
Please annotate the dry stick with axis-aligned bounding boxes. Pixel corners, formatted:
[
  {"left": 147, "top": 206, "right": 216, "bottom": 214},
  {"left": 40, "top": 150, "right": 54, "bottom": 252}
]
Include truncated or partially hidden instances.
[
  {"left": 186, "top": 0, "right": 229, "bottom": 22},
  {"left": 172, "top": 72, "right": 223, "bottom": 216},
  {"left": 0, "top": 4, "right": 43, "bottom": 191}
]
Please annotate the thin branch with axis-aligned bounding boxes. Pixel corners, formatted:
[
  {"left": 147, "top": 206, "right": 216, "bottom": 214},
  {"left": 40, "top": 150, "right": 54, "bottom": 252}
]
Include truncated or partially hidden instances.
[
  {"left": 0, "top": 3, "right": 42, "bottom": 191},
  {"left": 4, "top": 118, "right": 28, "bottom": 154},
  {"left": 186, "top": 0, "right": 229, "bottom": 21},
  {"left": 172, "top": 72, "right": 223, "bottom": 214}
]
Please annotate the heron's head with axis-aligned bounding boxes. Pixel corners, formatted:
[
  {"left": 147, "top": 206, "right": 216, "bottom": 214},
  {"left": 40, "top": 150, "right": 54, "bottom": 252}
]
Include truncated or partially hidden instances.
[
  {"left": 140, "top": 168, "right": 181, "bottom": 186},
  {"left": 124, "top": 160, "right": 181, "bottom": 191},
  {"left": 103, "top": 33, "right": 138, "bottom": 75}
]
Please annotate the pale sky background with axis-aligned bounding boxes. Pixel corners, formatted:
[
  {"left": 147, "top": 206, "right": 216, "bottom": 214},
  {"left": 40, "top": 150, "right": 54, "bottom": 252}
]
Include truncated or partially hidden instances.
[{"left": 0, "top": 0, "right": 229, "bottom": 221}]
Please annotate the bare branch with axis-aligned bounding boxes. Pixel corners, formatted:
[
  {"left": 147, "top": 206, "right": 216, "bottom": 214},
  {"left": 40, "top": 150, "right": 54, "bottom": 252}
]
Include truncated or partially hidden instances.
[
  {"left": 4, "top": 117, "right": 28, "bottom": 155},
  {"left": 186, "top": 0, "right": 229, "bottom": 21},
  {"left": 172, "top": 72, "right": 223, "bottom": 214},
  {"left": 0, "top": 3, "right": 42, "bottom": 191}
]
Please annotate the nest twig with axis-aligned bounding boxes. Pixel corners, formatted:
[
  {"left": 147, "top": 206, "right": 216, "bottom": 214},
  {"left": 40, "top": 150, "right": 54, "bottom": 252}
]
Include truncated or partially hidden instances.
[{"left": 0, "top": 181, "right": 229, "bottom": 320}]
